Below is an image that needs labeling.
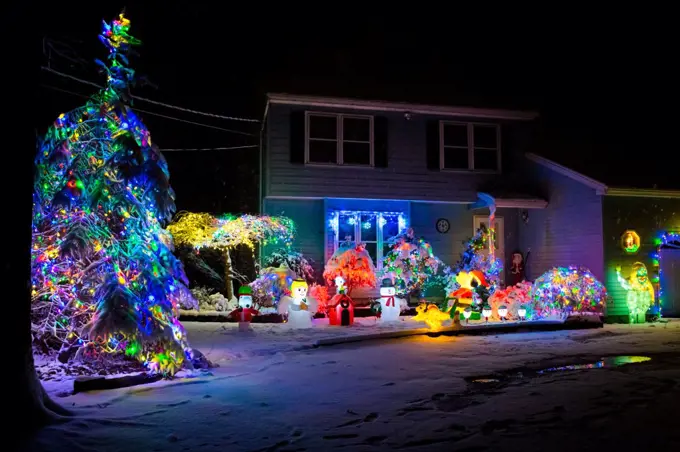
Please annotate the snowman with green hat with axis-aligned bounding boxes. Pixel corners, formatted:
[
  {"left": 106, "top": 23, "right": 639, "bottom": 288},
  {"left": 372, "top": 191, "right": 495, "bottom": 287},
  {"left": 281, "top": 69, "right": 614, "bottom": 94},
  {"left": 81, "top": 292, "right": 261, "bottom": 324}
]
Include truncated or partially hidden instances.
[
  {"left": 378, "top": 278, "right": 402, "bottom": 323},
  {"left": 229, "top": 285, "right": 260, "bottom": 332}
]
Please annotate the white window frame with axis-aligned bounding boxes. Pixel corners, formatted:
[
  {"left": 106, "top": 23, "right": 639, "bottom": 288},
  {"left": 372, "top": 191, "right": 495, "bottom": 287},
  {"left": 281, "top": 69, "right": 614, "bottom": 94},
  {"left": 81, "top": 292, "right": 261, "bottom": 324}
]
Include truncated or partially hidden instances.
[
  {"left": 439, "top": 121, "right": 502, "bottom": 173},
  {"left": 305, "top": 111, "right": 374, "bottom": 167},
  {"left": 332, "top": 211, "right": 403, "bottom": 270}
]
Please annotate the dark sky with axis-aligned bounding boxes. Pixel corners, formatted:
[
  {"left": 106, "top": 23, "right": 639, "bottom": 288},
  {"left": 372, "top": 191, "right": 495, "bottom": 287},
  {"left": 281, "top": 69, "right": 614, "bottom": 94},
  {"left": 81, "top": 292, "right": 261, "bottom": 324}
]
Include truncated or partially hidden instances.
[{"left": 34, "top": 4, "right": 678, "bottom": 211}]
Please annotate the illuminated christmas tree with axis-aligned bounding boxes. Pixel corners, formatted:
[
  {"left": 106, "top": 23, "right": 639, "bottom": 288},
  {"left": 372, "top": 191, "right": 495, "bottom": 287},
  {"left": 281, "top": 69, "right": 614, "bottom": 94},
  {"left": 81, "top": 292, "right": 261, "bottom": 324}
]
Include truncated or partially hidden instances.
[
  {"left": 382, "top": 228, "right": 443, "bottom": 297},
  {"left": 448, "top": 224, "right": 502, "bottom": 294},
  {"left": 31, "top": 13, "right": 194, "bottom": 375}
]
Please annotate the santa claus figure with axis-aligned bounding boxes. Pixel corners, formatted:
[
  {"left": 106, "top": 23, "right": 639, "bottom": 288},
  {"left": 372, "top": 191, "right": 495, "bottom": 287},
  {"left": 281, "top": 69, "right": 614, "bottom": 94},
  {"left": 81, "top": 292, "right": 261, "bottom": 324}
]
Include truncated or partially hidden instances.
[
  {"left": 378, "top": 278, "right": 401, "bottom": 322},
  {"left": 508, "top": 250, "right": 526, "bottom": 286},
  {"left": 229, "top": 285, "right": 259, "bottom": 332}
]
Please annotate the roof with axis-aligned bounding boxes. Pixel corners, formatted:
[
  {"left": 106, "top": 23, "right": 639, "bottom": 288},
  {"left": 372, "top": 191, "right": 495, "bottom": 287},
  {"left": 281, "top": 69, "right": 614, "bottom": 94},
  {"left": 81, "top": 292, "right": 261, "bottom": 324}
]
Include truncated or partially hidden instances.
[
  {"left": 527, "top": 153, "right": 680, "bottom": 198},
  {"left": 267, "top": 93, "right": 539, "bottom": 121}
]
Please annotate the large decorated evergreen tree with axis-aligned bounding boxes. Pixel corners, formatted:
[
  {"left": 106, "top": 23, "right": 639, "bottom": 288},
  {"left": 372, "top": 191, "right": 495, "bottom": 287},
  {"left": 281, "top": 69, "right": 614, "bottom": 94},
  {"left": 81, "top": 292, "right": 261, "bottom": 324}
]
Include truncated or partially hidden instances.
[{"left": 31, "top": 13, "right": 194, "bottom": 375}]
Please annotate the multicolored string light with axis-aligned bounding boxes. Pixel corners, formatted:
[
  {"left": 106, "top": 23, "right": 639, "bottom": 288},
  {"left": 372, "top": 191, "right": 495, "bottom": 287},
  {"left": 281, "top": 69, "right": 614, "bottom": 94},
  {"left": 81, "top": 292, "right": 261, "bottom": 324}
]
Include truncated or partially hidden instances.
[
  {"left": 323, "top": 242, "right": 378, "bottom": 295},
  {"left": 168, "top": 212, "right": 295, "bottom": 251},
  {"left": 448, "top": 224, "right": 502, "bottom": 294},
  {"left": 531, "top": 266, "right": 607, "bottom": 316},
  {"left": 651, "top": 231, "right": 680, "bottom": 316},
  {"left": 382, "top": 228, "right": 443, "bottom": 296},
  {"left": 31, "top": 13, "right": 193, "bottom": 375}
]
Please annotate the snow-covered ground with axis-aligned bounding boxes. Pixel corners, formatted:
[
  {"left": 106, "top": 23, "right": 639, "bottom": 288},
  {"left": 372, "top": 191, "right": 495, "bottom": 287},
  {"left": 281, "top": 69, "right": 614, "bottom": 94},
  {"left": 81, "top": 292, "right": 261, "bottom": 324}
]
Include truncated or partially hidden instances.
[{"left": 25, "top": 318, "right": 680, "bottom": 451}]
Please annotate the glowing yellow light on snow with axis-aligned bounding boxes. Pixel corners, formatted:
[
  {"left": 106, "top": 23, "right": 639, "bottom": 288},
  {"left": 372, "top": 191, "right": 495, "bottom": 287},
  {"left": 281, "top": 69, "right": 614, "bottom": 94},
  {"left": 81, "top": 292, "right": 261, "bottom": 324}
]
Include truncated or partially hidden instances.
[{"left": 412, "top": 303, "right": 450, "bottom": 330}]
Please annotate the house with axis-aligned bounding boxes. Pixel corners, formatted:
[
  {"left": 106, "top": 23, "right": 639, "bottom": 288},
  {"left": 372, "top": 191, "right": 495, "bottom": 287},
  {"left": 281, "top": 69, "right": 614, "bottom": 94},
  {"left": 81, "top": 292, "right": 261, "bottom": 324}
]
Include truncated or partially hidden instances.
[
  {"left": 518, "top": 153, "right": 680, "bottom": 322},
  {"left": 259, "top": 93, "right": 680, "bottom": 321}
]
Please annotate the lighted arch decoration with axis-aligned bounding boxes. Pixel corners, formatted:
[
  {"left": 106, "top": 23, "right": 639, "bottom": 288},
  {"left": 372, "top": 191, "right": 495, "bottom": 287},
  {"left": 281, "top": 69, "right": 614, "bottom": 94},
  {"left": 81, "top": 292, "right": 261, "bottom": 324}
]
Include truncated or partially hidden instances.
[{"left": 621, "top": 230, "right": 640, "bottom": 254}]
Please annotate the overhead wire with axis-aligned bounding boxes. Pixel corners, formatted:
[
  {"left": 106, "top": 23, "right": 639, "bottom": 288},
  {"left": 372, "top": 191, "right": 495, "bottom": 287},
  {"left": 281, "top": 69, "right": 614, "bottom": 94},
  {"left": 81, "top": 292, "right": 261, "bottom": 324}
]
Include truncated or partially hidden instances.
[
  {"left": 41, "top": 66, "right": 261, "bottom": 123},
  {"left": 40, "top": 84, "right": 256, "bottom": 137},
  {"left": 160, "top": 145, "right": 258, "bottom": 152}
]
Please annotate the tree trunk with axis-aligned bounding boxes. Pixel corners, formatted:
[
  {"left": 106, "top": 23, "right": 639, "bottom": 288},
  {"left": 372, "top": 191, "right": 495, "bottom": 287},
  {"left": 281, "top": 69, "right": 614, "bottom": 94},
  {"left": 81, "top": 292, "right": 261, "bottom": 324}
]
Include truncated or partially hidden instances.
[
  {"left": 8, "top": 2, "right": 71, "bottom": 445},
  {"left": 225, "top": 249, "right": 234, "bottom": 300}
]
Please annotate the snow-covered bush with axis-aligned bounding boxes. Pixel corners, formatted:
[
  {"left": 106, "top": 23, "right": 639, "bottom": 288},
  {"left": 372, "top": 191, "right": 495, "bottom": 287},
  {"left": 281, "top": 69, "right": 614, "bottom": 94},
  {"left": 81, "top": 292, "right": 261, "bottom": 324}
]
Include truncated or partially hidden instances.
[
  {"left": 487, "top": 282, "right": 533, "bottom": 321},
  {"left": 323, "top": 242, "right": 377, "bottom": 295},
  {"left": 190, "top": 287, "right": 212, "bottom": 311},
  {"left": 309, "top": 283, "right": 330, "bottom": 314},
  {"left": 263, "top": 248, "right": 315, "bottom": 283},
  {"left": 382, "top": 228, "right": 443, "bottom": 297},
  {"left": 190, "top": 287, "right": 231, "bottom": 312}
]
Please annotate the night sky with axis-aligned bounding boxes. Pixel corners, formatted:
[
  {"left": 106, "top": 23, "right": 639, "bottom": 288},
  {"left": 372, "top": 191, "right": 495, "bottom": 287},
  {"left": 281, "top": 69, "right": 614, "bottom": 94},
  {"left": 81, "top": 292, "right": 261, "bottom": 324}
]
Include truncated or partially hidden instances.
[{"left": 34, "top": 4, "right": 678, "bottom": 214}]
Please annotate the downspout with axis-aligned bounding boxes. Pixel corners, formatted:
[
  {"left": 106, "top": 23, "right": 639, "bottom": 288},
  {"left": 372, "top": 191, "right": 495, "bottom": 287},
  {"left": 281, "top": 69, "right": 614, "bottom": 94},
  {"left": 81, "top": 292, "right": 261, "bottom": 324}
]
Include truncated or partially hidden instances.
[{"left": 257, "top": 100, "right": 269, "bottom": 267}]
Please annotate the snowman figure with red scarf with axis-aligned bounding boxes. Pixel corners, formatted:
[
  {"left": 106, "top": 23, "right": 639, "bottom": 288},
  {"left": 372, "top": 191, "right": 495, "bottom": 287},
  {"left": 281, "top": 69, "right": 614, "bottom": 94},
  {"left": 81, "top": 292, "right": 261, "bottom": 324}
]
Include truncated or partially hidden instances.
[
  {"left": 378, "top": 278, "right": 401, "bottom": 323},
  {"left": 229, "top": 286, "right": 259, "bottom": 332}
]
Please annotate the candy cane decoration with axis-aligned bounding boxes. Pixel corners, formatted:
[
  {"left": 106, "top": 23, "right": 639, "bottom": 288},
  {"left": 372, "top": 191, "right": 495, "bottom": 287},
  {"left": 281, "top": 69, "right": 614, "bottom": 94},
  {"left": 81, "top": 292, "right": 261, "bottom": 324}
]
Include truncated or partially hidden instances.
[{"left": 488, "top": 204, "right": 496, "bottom": 260}]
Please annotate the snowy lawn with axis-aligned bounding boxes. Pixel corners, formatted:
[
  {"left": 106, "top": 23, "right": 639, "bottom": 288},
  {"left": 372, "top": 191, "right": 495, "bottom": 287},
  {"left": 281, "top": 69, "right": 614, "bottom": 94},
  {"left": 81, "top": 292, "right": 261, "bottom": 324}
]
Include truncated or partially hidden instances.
[{"left": 26, "top": 319, "right": 680, "bottom": 452}]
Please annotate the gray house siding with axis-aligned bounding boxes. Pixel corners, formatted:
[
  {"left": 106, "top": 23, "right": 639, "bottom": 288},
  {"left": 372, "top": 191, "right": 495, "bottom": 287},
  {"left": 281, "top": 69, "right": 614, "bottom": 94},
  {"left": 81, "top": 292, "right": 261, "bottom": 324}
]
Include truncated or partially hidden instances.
[
  {"left": 265, "top": 103, "right": 530, "bottom": 202},
  {"left": 410, "top": 203, "right": 519, "bottom": 280},
  {"left": 262, "top": 198, "right": 326, "bottom": 283},
  {"left": 519, "top": 159, "right": 604, "bottom": 284},
  {"left": 602, "top": 196, "right": 680, "bottom": 320}
]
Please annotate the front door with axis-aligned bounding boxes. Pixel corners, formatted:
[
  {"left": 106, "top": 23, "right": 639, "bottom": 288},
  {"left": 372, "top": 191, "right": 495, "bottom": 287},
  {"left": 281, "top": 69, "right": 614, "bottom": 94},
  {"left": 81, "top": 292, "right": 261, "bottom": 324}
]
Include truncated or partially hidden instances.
[{"left": 473, "top": 215, "right": 504, "bottom": 283}]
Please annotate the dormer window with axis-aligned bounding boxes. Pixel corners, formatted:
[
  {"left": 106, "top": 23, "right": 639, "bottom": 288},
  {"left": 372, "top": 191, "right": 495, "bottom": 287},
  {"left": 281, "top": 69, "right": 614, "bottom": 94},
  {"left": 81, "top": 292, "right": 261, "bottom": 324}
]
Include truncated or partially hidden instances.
[{"left": 305, "top": 112, "right": 374, "bottom": 166}]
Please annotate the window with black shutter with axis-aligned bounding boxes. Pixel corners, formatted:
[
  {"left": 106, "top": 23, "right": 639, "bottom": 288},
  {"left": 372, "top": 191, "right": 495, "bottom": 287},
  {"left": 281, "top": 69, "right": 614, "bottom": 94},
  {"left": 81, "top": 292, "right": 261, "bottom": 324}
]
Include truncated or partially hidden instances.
[
  {"left": 439, "top": 121, "right": 501, "bottom": 172},
  {"left": 426, "top": 120, "right": 441, "bottom": 170},
  {"left": 304, "top": 112, "right": 375, "bottom": 166},
  {"left": 373, "top": 116, "right": 388, "bottom": 168},
  {"left": 289, "top": 110, "right": 305, "bottom": 164}
]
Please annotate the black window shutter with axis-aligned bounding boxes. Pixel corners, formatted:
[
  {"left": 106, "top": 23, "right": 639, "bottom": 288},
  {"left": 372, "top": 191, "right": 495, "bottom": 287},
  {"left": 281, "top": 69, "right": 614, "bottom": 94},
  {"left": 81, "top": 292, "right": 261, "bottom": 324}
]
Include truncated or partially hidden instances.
[
  {"left": 290, "top": 110, "right": 305, "bottom": 164},
  {"left": 426, "top": 120, "right": 441, "bottom": 170},
  {"left": 373, "top": 116, "right": 388, "bottom": 168}
]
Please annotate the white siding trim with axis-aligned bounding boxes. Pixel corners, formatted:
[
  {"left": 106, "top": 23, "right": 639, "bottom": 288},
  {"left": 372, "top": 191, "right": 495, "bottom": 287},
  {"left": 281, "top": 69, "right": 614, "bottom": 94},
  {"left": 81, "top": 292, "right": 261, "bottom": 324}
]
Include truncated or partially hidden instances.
[{"left": 267, "top": 93, "right": 539, "bottom": 121}]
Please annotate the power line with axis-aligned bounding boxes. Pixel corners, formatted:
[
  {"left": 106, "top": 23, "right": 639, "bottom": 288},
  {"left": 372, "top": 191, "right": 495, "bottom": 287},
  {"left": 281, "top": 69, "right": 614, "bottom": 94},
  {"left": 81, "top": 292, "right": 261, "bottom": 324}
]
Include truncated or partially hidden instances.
[
  {"left": 41, "top": 84, "right": 256, "bottom": 136},
  {"left": 160, "top": 145, "right": 258, "bottom": 152},
  {"left": 41, "top": 66, "right": 261, "bottom": 123},
  {"left": 131, "top": 107, "right": 255, "bottom": 137}
]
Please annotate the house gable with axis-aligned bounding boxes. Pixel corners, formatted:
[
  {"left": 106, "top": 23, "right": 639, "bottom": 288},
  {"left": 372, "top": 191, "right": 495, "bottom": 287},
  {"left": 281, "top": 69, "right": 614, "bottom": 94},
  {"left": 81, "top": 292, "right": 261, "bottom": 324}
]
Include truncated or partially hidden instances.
[{"left": 525, "top": 153, "right": 607, "bottom": 195}]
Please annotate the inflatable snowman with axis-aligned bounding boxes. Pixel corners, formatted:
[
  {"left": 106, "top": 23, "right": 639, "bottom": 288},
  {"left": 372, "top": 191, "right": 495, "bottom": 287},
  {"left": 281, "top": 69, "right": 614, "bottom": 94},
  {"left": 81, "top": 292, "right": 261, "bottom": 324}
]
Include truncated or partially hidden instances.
[
  {"left": 286, "top": 279, "right": 313, "bottom": 329},
  {"left": 378, "top": 278, "right": 402, "bottom": 322},
  {"left": 229, "top": 285, "right": 259, "bottom": 332}
]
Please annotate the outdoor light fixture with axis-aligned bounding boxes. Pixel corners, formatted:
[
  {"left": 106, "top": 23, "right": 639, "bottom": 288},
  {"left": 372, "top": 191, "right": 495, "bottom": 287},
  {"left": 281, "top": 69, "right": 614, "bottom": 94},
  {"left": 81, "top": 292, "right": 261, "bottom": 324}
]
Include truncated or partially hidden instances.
[
  {"left": 498, "top": 305, "right": 508, "bottom": 321},
  {"left": 463, "top": 307, "right": 472, "bottom": 324},
  {"left": 518, "top": 306, "right": 527, "bottom": 321},
  {"left": 482, "top": 305, "right": 492, "bottom": 322}
]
